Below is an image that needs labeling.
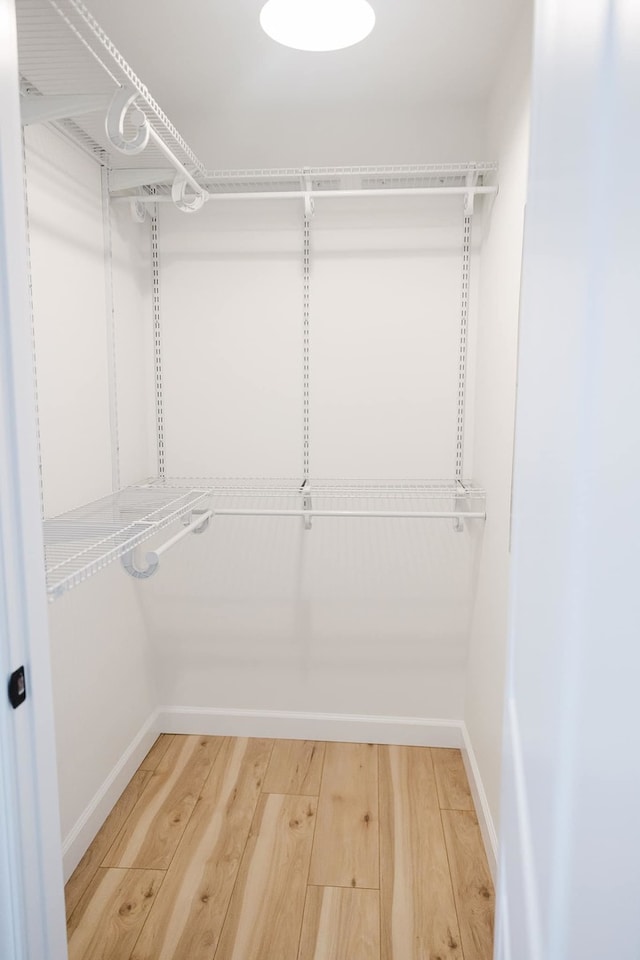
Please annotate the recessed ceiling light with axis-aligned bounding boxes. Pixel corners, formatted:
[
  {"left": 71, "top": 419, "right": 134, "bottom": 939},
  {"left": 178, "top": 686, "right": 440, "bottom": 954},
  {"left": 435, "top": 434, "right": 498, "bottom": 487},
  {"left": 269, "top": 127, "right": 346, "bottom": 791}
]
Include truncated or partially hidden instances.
[{"left": 259, "top": 0, "right": 376, "bottom": 53}]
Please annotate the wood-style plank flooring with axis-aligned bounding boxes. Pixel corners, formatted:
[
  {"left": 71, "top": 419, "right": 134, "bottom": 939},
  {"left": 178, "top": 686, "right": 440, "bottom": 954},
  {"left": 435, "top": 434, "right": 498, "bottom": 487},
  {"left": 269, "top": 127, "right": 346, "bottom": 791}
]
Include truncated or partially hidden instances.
[{"left": 66, "top": 736, "right": 494, "bottom": 960}]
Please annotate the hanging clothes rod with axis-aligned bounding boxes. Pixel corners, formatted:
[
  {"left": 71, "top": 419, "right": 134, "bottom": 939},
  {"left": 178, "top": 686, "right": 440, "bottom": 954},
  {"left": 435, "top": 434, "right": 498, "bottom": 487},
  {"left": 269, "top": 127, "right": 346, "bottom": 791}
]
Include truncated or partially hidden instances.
[
  {"left": 122, "top": 509, "right": 212, "bottom": 579},
  {"left": 113, "top": 185, "right": 497, "bottom": 204},
  {"left": 145, "top": 126, "right": 204, "bottom": 197},
  {"left": 210, "top": 509, "right": 486, "bottom": 519}
]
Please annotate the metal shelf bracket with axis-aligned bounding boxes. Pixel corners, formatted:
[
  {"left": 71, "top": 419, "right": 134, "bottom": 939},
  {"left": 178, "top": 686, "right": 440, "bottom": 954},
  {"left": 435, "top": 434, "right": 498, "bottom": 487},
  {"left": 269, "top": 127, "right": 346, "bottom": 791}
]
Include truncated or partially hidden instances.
[
  {"left": 464, "top": 169, "right": 478, "bottom": 217},
  {"left": 304, "top": 173, "right": 315, "bottom": 220},
  {"left": 130, "top": 198, "right": 147, "bottom": 223},
  {"left": 21, "top": 92, "right": 112, "bottom": 126}
]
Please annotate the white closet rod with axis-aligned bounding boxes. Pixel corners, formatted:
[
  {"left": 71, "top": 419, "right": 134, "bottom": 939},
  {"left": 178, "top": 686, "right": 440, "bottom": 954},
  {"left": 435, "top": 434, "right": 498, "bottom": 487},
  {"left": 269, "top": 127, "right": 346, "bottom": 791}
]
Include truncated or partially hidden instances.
[
  {"left": 114, "top": 185, "right": 497, "bottom": 204},
  {"left": 145, "top": 126, "right": 204, "bottom": 197},
  {"left": 210, "top": 509, "right": 486, "bottom": 519},
  {"left": 123, "top": 508, "right": 213, "bottom": 579},
  {"left": 146, "top": 508, "right": 213, "bottom": 563}
]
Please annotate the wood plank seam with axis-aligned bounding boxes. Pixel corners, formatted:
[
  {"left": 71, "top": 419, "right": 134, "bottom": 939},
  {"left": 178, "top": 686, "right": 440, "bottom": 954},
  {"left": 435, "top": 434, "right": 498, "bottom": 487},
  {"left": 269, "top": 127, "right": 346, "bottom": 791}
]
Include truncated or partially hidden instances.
[
  {"left": 434, "top": 748, "right": 468, "bottom": 960},
  {"left": 438, "top": 805, "right": 467, "bottom": 960},
  {"left": 209, "top": 739, "right": 276, "bottom": 960},
  {"left": 65, "top": 768, "right": 155, "bottom": 923},
  {"left": 294, "top": 741, "right": 328, "bottom": 960},
  {"left": 129, "top": 737, "right": 275, "bottom": 960}
]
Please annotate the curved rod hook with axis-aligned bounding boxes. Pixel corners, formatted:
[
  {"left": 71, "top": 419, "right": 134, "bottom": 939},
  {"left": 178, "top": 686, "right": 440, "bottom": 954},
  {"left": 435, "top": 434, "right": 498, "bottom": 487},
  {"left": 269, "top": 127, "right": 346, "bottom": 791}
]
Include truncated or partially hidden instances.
[
  {"left": 122, "top": 509, "right": 213, "bottom": 580},
  {"left": 106, "top": 86, "right": 150, "bottom": 156},
  {"left": 121, "top": 547, "right": 159, "bottom": 579},
  {"left": 171, "top": 172, "right": 207, "bottom": 213}
]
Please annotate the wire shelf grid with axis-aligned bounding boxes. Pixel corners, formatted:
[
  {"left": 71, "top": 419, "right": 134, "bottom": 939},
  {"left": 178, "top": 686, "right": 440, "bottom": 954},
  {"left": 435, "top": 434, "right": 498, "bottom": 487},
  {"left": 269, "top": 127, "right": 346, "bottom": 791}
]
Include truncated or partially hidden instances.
[
  {"left": 42, "top": 479, "right": 486, "bottom": 600},
  {"left": 138, "top": 163, "right": 498, "bottom": 198},
  {"left": 111, "top": 163, "right": 499, "bottom": 199},
  {"left": 142, "top": 477, "right": 486, "bottom": 514},
  {"left": 43, "top": 486, "right": 210, "bottom": 600}
]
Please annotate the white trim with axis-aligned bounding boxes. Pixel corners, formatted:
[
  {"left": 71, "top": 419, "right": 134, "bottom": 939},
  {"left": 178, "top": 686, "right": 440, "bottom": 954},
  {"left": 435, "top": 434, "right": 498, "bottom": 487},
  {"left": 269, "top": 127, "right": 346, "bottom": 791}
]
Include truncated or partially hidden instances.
[
  {"left": 460, "top": 722, "right": 499, "bottom": 880},
  {"left": 0, "top": 0, "right": 68, "bottom": 954},
  {"left": 61, "top": 712, "right": 159, "bottom": 881},
  {"left": 157, "top": 706, "right": 463, "bottom": 748}
]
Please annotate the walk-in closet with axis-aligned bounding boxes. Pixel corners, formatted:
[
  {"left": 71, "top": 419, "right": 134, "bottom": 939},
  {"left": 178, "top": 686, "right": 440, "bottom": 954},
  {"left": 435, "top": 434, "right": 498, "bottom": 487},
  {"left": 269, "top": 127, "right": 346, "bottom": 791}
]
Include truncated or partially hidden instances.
[
  {"left": 9, "top": 0, "right": 638, "bottom": 958},
  {"left": 10, "top": 0, "right": 533, "bottom": 956}
]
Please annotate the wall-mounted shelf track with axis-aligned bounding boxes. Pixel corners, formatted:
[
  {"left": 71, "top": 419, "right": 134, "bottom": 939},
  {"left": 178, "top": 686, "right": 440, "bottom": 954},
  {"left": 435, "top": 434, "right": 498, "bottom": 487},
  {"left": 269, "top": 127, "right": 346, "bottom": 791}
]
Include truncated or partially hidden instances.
[{"left": 42, "top": 478, "right": 486, "bottom": 601}]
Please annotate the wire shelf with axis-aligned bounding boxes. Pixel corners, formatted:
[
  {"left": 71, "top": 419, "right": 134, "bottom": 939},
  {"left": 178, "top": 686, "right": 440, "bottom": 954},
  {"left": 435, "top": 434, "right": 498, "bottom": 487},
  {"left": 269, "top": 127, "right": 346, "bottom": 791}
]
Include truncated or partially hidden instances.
[
  {"left": 43, "top": 486, "right": 210, "bottom": 600},
  {"left": 142, "top": 477, "right": 486, "bottom": 515},
  {"left": 17, "top": 0, "right": 206, "bottom": 174},
  {"left": 114, "top": 162, "right": 499, "bottom": 199},
  {"left": 15, "top": 2, "right": 497, "bottom": 199},
  {"left": 42, "top": 479, "right": 486, "bottom": 600}
]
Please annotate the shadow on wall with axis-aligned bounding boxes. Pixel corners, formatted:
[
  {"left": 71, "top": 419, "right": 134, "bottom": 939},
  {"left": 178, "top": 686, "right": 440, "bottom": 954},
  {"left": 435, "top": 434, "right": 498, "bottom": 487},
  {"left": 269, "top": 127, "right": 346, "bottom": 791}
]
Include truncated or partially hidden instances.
[{"left": 134, "top": 516, "right": 484, "bottom": 718}]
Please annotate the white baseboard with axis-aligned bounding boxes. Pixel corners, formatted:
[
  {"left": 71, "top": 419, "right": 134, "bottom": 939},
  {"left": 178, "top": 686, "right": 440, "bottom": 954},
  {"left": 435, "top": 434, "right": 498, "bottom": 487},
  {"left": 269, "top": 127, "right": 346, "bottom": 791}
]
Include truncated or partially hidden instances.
[
  {"left": 157, "top": 706, "right": 464, "bottom": 748},
  {"left": 61, "top": 711, "right": 159, "bottom": 881},
  {"left": 460, "top": 721, "right": 499, "bottom": 880}
]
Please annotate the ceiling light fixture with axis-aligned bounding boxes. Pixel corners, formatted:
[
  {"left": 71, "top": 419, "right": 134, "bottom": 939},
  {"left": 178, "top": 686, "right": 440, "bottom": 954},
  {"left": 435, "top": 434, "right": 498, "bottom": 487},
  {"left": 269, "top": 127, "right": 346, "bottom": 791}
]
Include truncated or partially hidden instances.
[{"left": 259, "top": 0, "right": 376, "bottom": 53}]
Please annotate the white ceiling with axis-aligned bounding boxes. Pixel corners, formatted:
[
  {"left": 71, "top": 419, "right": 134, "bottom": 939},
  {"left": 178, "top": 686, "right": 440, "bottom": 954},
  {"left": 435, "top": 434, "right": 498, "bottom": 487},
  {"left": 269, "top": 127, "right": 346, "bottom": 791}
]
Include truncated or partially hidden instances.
[{"left": 83, "top": 0, "right": 528, "bottom": 168}]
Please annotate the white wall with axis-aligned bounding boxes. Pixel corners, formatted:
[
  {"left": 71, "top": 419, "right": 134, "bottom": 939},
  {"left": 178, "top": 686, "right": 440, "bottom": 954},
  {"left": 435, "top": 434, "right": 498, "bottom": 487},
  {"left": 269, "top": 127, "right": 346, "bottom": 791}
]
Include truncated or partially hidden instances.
[
  {"left": 137, "top": 516, "right": 477, "bottom": 721},
  {"left": 110, "top": 200, "right": 155, "bottom": 486},
  {"left": 193, "top": 102, "right": 488, "bottom": 170},
  {"left": 498, "top": 1, "right": 640, "bottom": 955},
  {"left": 464, "top": 5, "right": 533, "bottom": 838},
  {"left": 24, "top": 126, "right": 156, "bottom": 861},
  {"left": 25, "top": 125, "right": 113, "bottom": 518},
  {"left": 159, "top": 196, "right": 468, "bottom": 479},
  {"left": 136, "top": 188, "right": 484, "bottom": 725},
  {"left": 47, "top": 566, "right": 156, "bottom": 843}
]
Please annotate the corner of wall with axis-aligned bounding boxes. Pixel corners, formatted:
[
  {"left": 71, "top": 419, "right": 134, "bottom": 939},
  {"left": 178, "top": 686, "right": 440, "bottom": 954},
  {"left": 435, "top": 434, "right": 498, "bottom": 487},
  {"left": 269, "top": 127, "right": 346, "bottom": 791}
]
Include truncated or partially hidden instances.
[
  {"left": 464, "top": 0, "right": 533, "bottom": 854},
  {"left": 461, "top": 722, "right": 499, "bottom": 880},
  {"left": 61, "top": 711, "right": 158, "bottom": 880}
]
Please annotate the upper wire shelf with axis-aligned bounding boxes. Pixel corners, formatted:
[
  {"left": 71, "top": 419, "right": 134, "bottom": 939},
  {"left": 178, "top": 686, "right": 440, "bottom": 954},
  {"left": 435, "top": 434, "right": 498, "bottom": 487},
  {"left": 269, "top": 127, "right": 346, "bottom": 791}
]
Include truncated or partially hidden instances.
[
  {"left": 43, "top": 486, "right": 210, "bottom": 600},
  {"left": 111, "top": 162, "right": 499, "bottom": 204},
  {"left": 17, "top": 0, "right": 208, "bottom": 209},
  {"left": 15, "top": 1, "right": 497, "bottom": 210}
]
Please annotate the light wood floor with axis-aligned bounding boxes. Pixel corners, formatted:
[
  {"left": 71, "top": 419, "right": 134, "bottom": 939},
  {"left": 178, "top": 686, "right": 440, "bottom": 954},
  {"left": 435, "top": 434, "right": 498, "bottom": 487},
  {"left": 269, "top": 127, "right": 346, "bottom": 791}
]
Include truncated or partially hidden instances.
[{"left": 65, "top": 736, "right": 494, "bottom": 960}]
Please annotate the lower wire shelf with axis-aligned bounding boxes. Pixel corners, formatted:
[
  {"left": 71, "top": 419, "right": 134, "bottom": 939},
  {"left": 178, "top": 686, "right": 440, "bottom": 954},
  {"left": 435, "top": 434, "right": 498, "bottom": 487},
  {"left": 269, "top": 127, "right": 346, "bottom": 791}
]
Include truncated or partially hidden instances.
[
  {"left": 43, "top": 486, "right": 211, "bottom": 600},
  {"left": 43, "top": 477, "right": 486, "bottom": 601},
  {"left": 143, "top": 477, "right": 487, "bottom": 518}
]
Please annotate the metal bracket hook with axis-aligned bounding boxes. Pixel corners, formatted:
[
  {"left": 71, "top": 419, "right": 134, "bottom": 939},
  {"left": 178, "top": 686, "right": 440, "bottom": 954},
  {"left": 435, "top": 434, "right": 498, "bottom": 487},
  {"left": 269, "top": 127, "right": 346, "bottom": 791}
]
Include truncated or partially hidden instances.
[
  {"left": 304, "top": 193, "right": 315, "bottom": 220},
  {"left": 463, "top": 168, "right": 479, "bottom": 217},
  {"left": 130, "top": 198, "right": 147, "bottom": 223},
  {"left": 172, "top": 172, "right": 207, "bottom": 213},
  {"left": 303, "top": 170, "right": 315, "bottom": 220},
  {"left": 105, "top": 86, "right": 150, "bottom": 156},
  {"left": 121, "top": 547, "right": 159, "bottom": 579}
]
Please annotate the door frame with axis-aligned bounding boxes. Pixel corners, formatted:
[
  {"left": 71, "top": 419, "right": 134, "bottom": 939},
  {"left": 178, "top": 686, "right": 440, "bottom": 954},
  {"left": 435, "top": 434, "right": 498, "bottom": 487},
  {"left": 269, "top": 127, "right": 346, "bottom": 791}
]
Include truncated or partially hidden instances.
[{"left": 0, "top": 0, "right": 67, "bottom": 956}]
